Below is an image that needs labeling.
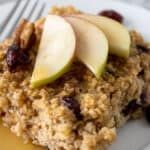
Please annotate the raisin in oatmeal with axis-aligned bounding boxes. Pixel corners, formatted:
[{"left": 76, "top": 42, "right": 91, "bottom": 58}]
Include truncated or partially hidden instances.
[{"left": 0, "top": 6, "right": 150, "bottom": 150}]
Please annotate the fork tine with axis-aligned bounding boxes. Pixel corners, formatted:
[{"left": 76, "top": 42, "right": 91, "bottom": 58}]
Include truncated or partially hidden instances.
[
  {"left": 30, "top": 1, "right": 45, "bottom": 22},
  {"left": 0, "top": 0, "right": 29, "bottom": 41},
  {"left": 34, "top": 2, "right": 45, "bottom": 21},
  {"left": 0, "top": 0, "right": 21, "bottom": 34},
  {"left": 21, "top": 0, "right": 38, "bottom": 19},
  {"left": 0, "top": 0, "right": 46, "bottom": 42}
]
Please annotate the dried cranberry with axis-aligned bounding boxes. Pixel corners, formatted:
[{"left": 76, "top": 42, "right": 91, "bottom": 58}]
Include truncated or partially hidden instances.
[
  {"left": 6, "top": 44, "right": 30, "bottom": 72},
  {"left": 138, "top": 69, "right": 145, "bottom": 77},
  {"left": 122, "top": 100, "right": 140, "bottom": 116},
  {"left": 7, "top": 44, "right": 20, "bottom": 72},
  {"left": 99, "top": 10, "right": 123, "bottom": 23},
  {"left": 62, "top": 96, "right": 83, "bottom": 120},
  {"left": 1, "top": 112, "right": 5, "bottom": 117},
  {"left": 7, "top": 44, "right": 19, "bottom": 51},
  {"left": 136, "top": 45, "right": 149, "bottom": 54},
  {"left": 145, "top": 107, "right": 150, "bottom": 123},
  {"left": 18, "top": 52, "right": 30, "bottom": 65}
]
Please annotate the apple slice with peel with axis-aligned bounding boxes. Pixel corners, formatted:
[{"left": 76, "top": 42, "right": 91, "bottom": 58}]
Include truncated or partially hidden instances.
[
  {"left": 31, "top": 15, "right": 76, "bottom": 87},
  {"left": 65, "top": 16, "right": 108, "bottom": 78},
  {"left": 74, "top": 14, "right": 131, "bottom": 58}
]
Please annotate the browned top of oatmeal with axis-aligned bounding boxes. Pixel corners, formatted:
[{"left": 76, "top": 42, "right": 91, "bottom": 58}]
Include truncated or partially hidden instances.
[{"left": 0, "top": 6, "right": 150, "bottom": 150}]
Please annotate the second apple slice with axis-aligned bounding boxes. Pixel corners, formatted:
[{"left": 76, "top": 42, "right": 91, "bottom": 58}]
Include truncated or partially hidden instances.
[
  {"left": 31, "top": 15, "right": 76, "bottom": 87},
  {"left": 65, "top": 16, "right": 108, "bottom": 78},
  {"left": 75, "top": 14, "right": 131, "bottom": 58}
]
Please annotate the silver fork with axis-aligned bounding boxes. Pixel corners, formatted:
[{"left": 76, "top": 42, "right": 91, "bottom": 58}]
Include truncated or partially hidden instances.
[{"left": 0, "top": 0, "right": 45, "bottom": 42}]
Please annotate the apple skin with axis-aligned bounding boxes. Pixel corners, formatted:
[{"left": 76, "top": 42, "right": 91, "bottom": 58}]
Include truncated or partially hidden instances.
[
  {"left": 74, "top": 14, "right": 131, "bottom": 58},
  {"left": 65, "top": 16, "right": 109, "bottom": 78},
  {"left": 31, "top": 61, "right": 73, "bottom": 88},
  {"left": 31, "top": 15, "right": 76, "bottom": 88}
]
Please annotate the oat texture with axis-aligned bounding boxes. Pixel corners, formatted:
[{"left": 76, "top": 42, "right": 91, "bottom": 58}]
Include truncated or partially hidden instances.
[{"left": 0, "top": 6, "right": 150, "bottom": 150}]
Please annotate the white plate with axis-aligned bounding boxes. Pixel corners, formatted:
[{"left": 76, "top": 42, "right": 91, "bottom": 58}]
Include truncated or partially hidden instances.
[{"left": 1, "top": 0, "right": 150, "bottom": 150}]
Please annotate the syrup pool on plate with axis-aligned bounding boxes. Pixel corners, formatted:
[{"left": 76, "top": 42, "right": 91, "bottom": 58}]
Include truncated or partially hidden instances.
[{"left": 0, "top": 122, "right": 44, "bottom": 150}]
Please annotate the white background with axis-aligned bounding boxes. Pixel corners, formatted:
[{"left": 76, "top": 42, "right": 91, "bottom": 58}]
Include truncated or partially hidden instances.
[{"left": 0, "top": 0, "right": 150, "bottom": 8}]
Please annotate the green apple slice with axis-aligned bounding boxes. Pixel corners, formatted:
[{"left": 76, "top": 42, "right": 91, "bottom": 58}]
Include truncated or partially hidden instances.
[
  {"left": 31, "top": 15, "right": 76, "bottom": 87},
  {"left": 75, "top": 14, "right": 131, "bottom": 58},
  {"left": 65, "top": 16, "right": 108, "bottom": 78}
]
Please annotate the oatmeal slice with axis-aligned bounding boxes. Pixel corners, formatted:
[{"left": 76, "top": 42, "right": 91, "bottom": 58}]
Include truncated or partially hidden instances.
[{"left": 0, "top": 6, "right": 150, "bottom": 150}]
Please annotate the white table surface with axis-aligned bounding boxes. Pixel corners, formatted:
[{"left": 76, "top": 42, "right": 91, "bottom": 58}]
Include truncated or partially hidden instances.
[
  {"left": 0, "top": 0, "right": 150, "bottom": 34},
  {"left": 0, "top": 0, "right": 150, "bottom": 8}
]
